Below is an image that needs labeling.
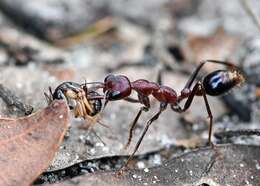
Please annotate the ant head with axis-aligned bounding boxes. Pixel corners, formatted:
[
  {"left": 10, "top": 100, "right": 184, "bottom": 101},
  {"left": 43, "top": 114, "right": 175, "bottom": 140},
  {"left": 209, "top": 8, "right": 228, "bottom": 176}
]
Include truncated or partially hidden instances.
[
  {"left": 103, "top": 74, "right": 132, "bottom": 100},
  {"left": 52, "top": 82, "right": 82, "bottom": 100},
  {"left": 203, "top": 69, "right": 244, "bottom": 96}
]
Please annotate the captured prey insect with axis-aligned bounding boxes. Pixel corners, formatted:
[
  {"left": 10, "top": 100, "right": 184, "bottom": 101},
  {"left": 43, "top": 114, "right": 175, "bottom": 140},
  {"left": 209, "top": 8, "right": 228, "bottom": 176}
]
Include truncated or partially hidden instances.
[
  {"left": 86, "top": 60, "right": 245, "bottom": 169},
  {"left": 44, "top": 81, "right": 103, "bottom": 127}
]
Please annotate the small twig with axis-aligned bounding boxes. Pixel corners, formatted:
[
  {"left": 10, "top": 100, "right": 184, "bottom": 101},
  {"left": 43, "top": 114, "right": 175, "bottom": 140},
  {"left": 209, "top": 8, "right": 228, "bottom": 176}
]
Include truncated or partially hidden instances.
[
  {"left": 201, "top": 146, "right": 223, "bottom": 178},
  {"left": 0, "top": 84, "right": 33, "bottom": 115},
  {"left": 56, "top": 16, "right": 115, "bottom": 47},
  {"left": 240, "top": 0, "right": 260, "bottom": 32},
  {"left": 201, "top": 151, "right": 219, "bottom": 176},
  {"left": 214, "top": 129, "right": 260, "bottom": 139}
]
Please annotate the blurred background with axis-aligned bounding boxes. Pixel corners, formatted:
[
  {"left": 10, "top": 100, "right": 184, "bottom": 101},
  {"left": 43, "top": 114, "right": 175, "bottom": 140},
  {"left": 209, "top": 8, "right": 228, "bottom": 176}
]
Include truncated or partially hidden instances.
[{"left": 0, "top": 0, "right": 259, "bottom": 184}]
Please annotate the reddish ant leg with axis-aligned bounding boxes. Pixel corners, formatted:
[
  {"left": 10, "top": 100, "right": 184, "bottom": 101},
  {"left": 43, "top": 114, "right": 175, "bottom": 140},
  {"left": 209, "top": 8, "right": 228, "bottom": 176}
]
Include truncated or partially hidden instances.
[
  {"left": 174, "top": 82, "right": 213, "bottom": 145},
  {"left": 175, "top": 60, "right": 243, "bottom": 145},
  {"left": 124, "top": 94, "right": 150, "bottom": 149},
  {"left": 87, "top": 96, "right": 140, "bottom": 103},
  {"left": 200, "top": 85, "right": 213, "bottom": 146},
  {"left": 124, "top": 106, "right": 149, "bottom": 149},
  {"left": 123, "top": 97, "right": 140, "bottom": 103},
  {"left": 122, "top": 102, "right": 167, "bottom": 169},
  {"left": 184, "top": 60, "right": 239, "bottom": 90}
]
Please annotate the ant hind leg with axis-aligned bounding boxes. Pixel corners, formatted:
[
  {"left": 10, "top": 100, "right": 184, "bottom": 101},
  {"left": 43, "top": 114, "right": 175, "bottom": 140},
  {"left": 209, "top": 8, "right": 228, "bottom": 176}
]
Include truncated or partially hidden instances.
[
  {"left": 199, "top": 83, "right": 214, "bottom": 147},
  {"left": 175, "top": 81, "right": 214, "bottom": 146}
]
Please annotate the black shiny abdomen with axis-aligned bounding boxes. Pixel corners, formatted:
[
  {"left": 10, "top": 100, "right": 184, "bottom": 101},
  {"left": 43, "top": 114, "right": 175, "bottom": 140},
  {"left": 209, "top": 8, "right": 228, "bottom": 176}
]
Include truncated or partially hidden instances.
[{"left": 203, "top": 70, "right": 237, "bottom": 96}]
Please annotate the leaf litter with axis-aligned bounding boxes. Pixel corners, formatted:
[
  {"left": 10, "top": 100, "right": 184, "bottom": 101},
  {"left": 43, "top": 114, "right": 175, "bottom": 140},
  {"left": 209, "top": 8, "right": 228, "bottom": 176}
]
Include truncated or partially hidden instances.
[{"left": 0, "top": 100, "right": 69, "bottom": 186}]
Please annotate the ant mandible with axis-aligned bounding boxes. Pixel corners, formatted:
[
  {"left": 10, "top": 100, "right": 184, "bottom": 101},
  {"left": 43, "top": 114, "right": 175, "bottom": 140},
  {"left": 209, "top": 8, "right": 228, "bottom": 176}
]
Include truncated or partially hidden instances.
[{"left": 86, "top": 60, "right": 245, "bottom": 169}]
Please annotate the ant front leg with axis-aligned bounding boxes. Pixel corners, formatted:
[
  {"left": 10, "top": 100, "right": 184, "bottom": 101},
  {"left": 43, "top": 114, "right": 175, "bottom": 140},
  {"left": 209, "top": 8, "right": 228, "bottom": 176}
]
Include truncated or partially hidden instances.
[
  {"left": 123, "top": 97, "right": 140, "bottom": 103},
  {"left": 122, "top": 102, "right": 167, "bottom": 169},
  {"left": 124, "top": 94, "right": 150, "bottom": 149}
]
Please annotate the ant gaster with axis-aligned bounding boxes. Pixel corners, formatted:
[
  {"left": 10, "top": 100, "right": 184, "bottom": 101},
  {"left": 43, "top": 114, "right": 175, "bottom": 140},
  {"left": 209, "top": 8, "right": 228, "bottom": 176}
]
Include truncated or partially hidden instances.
[{"left": 88, "top": 60, "right": 244, "bottom": 169}]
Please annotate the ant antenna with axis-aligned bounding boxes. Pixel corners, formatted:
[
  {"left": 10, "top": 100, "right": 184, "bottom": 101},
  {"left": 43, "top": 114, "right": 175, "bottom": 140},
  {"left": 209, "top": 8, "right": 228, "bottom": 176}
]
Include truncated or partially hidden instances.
[
  {"left": 44, "top": 86, "right": 53, "bottom": 105},
  {"left": 97, "top": 120, "right": 110, "bottom": 128},
  {"left": 81, "top": 82, "right": 105, "bottom": 91},
  {"left": 82, "top": 82, "right": 104, "bottom": 85},
  {"left": 81, "top": 79, "right": 88, "bottom": 92}
]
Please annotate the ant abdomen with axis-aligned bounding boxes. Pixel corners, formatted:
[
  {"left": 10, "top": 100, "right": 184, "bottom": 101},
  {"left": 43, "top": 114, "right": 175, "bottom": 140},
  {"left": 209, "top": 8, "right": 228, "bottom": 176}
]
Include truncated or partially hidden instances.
[{"left": 203, "top": 70, "right": 244, "bottom": 96}]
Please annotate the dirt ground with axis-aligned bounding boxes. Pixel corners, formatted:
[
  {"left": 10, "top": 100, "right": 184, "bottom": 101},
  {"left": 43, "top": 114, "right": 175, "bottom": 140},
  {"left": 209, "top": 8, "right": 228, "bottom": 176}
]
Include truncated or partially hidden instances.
[{"left": 0, "top": 0, "right": 259, "bottom": 185}]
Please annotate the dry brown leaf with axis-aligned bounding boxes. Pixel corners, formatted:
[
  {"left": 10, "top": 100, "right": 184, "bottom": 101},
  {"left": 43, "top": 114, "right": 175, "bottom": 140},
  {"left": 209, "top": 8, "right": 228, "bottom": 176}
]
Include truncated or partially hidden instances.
[{"left": 0, "top": 100, "right": 69, "bottom": 186}]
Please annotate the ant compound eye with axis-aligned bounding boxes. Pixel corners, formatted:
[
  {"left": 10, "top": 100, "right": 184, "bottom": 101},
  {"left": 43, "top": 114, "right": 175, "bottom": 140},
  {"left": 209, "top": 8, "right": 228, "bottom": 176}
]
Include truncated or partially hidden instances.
[
  {"left": 107, "top": 90, "right": 122, "bottom": 100},
  {"left": 53, "top": 89, "right": 65, "bottom": 100}
]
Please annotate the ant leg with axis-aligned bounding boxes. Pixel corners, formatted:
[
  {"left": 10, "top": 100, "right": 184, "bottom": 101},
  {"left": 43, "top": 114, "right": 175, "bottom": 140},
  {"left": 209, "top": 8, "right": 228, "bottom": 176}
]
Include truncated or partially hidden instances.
[
  {"left": 44, "top": 86, "right": 53, "bottom": 105},
  {"left": 49, "top": 86, "right": 53, "bottom": 95},
  {"left": 157, "top": 67, "right": 163, "bottom": 85},
  {"left": 173, "top": 82, "right": 200, "bottom": 113},
  {"left": 78, "top": 98, "right": 88, "bottom": 118},
  {"left": 75, "top": 101, "right": 84, "bottom": 118},
  {"left": 124, "top": 106, "right": 149, "bottom": 149},
  {"left": 124, "top": 94, "right": 150, "bottom": 149},
  {"left": 88, "top": 95, "right": 140, "bottom": 103},
  {"left": 87, "top": 95, "right": 105, "bottom": 101},
  {"left": 91, "top": 128, "right": 106, "bottom": 146},
  {"left": 123, "top": 97, "right": 140, "bottom": 103},
  {"left": 174, "top": 82, "right": 214, "bottom": 146},
  {"left": 186, "top": 60, "right": 238, "bottom": 89},
  {"left": 122, "top": 102, "right": 167, "bottom": 169},
  {"left": 102, "top": 91, "right": 109, "bottom": 111},
  {"left": 82, "top": 119, "right": 107, "bottom": 146},
  {"left": 200, "top": 84, "right": 213, "bottom": 146},
  {"left": 82, "top": 96, "right": 94, "bottom": 114}
]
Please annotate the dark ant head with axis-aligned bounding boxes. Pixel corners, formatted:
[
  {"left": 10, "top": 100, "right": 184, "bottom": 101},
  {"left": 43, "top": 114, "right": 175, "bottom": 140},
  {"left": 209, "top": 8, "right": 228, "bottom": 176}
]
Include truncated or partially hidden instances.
[
  {"left": 103, "top": 74, "right": 132, "bottom": 100},
  {"left": 53, "top": 82, "right": 82, "bottom": 100},
  {"left": 203, "top": 69, "right": 244, "bottom": 96}
]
